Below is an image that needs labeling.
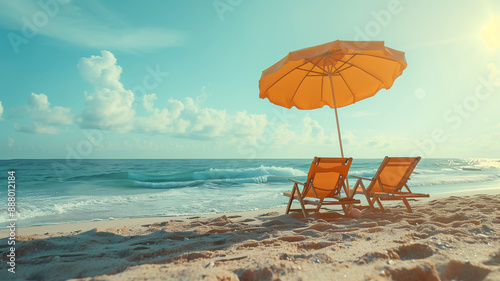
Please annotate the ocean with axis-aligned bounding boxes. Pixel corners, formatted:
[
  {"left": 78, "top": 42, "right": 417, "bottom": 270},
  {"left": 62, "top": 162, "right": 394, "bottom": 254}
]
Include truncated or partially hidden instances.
[{"left": 1, "top": 158, "right": 499, "bottom": 227}]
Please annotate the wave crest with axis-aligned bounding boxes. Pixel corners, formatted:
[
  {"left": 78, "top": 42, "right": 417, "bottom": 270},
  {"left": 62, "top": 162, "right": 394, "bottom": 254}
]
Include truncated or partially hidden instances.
[{"left": 130, "top": 166, "right": 304, "bottom": 189}]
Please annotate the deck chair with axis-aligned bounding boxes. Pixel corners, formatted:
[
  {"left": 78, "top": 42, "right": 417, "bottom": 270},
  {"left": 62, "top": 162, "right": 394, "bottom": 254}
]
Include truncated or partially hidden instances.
[
  {"left": 284, "top": 157, "right": 360, "bottom": 217},
  {"left": 350, "top": 156, "right": 429, "bottom": 213}
]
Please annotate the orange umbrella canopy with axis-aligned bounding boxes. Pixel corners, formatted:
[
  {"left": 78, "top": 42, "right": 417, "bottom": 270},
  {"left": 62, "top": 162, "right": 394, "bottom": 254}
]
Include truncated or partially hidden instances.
[
  {"left": 259, "top": 40, "right": 407, "bottom": 110},
  {"left": 259, "top": 40, "right": 407, "bottom": 157}
]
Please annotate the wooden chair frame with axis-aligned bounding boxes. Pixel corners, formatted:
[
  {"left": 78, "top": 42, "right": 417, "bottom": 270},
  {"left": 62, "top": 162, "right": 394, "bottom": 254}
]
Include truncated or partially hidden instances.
[
  {"left": 284, "top": 157, "right": 360, "bottom": 217},
  {"left": 350, "top": 156, "right": 429, "bottom": 213}
]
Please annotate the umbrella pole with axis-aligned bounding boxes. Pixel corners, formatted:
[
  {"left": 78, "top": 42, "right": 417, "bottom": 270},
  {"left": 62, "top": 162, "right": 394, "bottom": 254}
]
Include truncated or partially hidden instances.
[
  {"left": 328, "top": 74, "right": 351, "bottom": 195},
  {"left": 328, "top": 74, "right": 344, "bottom": 158}
]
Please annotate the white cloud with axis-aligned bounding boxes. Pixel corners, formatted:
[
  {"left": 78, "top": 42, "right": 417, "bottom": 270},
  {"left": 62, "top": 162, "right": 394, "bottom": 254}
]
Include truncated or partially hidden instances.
[
  {"left": 0, "top": 1, "right": 185, "bottom": 53},
  {"left": 268, "top": 125, "right": 297, "bottom": 146},
  {"left": 342, "top": 130, "right": 358, "bottom": 145},
  {"left": 362, "top": 135, "right": 390, "bottom": 149},
  {"left": 78, "top": 50, "right": 268, "bottom": 142},
  {"left": 15, "top": 122, "right": 61, "bottom": 134},
  {"left": 78, "top": 50, "right": 135, "bottom": 133},
  {"left": 143, "top": 93, "right": 157, "bottom": 112},
  {"left": 136, "top": 96, "right": 268, "bottom": 141},
  {"left": 136, "top": 98, "right": 189, "bottom": 135},
  {"left": 301, "top": 115, "right": 336, "bottom": 144},
  {"left": 182, "top": 98, "right": 226, "bottom": 138},
  {"left": 231, "top": 110, "right": 268, "bottom": 138},
  {"left": 15, "top": 93, "right": 74, "bottom": 134},
  {"left": 0, "top": 101, "right": 3, "bottom": 120},
  {"left": 28, "top": 93, "right": 73, "bottom": 125},
  {"left": 260, "top": 115, "right": 345, "bottom": 148},
  {"left": 7, "top": 136, "right": 14, "bottom": 148}
]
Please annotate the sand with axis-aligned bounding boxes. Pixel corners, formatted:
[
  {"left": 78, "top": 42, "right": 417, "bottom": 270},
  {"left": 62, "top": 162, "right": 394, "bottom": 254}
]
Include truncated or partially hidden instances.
[{"left": 1, "top": 193, "right": 500, "bottom": 281}]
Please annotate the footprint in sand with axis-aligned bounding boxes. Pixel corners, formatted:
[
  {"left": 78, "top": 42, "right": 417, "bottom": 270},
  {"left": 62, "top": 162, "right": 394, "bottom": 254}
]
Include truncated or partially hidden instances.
[
  {"left": 483, "top": 251, "right": 500, "bottom": 265},
  {"left": 440, "top": 260, "right": 491, "bottom": 281},
  {"left": 359, "top": 243, "right": 433, "bottom": 264},
  {"left": 431, "top": 213, "right": 469, "bottom": 224},
  {"left": 238, "top": 267, "right": 274, "bottom": 281},
  {"left": 384, "top": 262, "right": 440, "bottom": 281}
]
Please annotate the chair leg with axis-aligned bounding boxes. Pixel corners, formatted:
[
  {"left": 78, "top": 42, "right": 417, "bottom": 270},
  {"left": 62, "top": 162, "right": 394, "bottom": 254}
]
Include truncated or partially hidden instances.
[
  {"left": 297, "top": 195, "right": 308, "bottom": 218},
  {"left": 353, "top": 180, "right": 368, "bottom": 208},
  {"left": 357, "top": 181, "right": 376, "bottom": 211},
  {"left": 352, "top": 179, "right": 362, "bottom": 198},
  {"left": 402, "top": 198, "right": 412, "bottom": 213},
  {"left": 374, "top": 198, "right": 384, "bottom": 211},
  {"left": 285, "top": 185, "right": 296, "bottom": 214},
  {"left": 285, "top": 184, "right": 308, "bottom": 218},
  {"left": 366, "top": 195, "right": 375, "bottom": 210},
  {"left": 314, "top": 199, "right": 324, "bottom": 213},
  {"left": 341, "top": 204, "right": 349, "bottom": 216}
]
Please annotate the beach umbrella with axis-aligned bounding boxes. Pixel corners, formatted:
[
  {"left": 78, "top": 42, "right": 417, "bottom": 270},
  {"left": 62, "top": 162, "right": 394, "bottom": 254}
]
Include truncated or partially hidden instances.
[{"left": 259, "top": 40, "right": 407, "bottom": 157}]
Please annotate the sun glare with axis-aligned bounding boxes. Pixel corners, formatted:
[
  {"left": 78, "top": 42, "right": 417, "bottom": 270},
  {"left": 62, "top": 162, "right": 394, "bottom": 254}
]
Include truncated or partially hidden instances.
[{"left": 480, "top": 16, "right": 500, "bottom": 48}]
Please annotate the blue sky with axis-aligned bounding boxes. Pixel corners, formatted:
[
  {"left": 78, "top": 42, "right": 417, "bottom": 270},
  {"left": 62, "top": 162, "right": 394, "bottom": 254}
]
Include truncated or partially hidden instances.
[{"left": 0, "top": 0, "right": 499, "bottom": 159}]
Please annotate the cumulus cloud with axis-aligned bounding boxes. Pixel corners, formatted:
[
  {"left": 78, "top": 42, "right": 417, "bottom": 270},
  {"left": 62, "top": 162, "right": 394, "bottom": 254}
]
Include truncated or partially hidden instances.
[
  {"left": 28, "top": 93, "right": 73, "bottom": 125},
  {"left": 363, "top": 135, "right": 389, "bottom": 149},
  {"left": 15, "top": 93, "right": 74, "bottom": 134},
  {"left": 143, "top": 93, "right": 158, "bottom": 112},
  {"left": 136, "top": 96, "right": 268, "bottom": 141},
  {"left": 231, "top": 110, "right": 268, "bottom": 139},
  {"left": 301, "top": 115, "right": 336, "bottom": 144},
  {"left": 258, "top": 115, "right": 344, "bottom": 148},
  {"left": 78, "top": 50, "right": 135, "bottom": 133},
  {"left": 76, "top": 50, "right": 269, "bottom": 141},
  {"left": 0, "top": 101, "right": 3, "bottom": 120},
  {"left": 342, "top": 130, "right": 358, "bottom": 145},
  {"left": 136, "top": 98, "right": 189, "bottom": 135}
]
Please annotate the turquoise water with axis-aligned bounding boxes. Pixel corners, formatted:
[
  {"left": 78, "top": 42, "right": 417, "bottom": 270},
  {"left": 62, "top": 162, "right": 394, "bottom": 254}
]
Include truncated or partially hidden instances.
[{"left": 0, "top": 158, "right": 499, "bottom": 227}]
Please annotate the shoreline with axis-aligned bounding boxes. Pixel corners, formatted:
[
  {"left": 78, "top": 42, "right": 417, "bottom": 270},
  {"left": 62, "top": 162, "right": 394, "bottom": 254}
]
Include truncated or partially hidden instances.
[
  {"left": 0, "top": 207, "right": 285, "bottom": 239},
  {"left": 2, "top": 186, "right": 500, "bottom": 239}
]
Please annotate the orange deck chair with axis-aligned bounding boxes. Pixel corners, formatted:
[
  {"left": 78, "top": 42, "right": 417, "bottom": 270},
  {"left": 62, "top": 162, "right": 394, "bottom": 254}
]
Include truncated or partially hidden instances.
[
  {"left": 350, "top": 157, "right": 429, "bottom": 213},
  {"left": 284, "top": 157, "right": 360, "bottom": 217}
]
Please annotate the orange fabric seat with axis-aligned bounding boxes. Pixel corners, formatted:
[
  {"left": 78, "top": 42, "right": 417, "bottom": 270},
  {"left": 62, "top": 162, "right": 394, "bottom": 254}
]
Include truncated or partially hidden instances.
[
  {"left": 284, "top": 157, "right": 360, "bottom": 217},
  {"left": 350, "top": 157, "right": 429, "bottom": 213}
]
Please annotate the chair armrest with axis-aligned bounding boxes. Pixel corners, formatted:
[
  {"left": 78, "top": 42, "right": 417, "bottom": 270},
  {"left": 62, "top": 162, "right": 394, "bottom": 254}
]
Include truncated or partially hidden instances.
[
  {"left": 288, "top": 179, "right": 305, "bottom": 185},
  {"left": 350, "top": 175, "right": 372, "bottom": 181}
]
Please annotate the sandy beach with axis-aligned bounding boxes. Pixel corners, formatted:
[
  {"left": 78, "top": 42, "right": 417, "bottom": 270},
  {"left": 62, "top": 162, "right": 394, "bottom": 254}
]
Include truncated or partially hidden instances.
[
  {"left": 3, "top": 1, "right": 500, "bottom": 280},
  {"left": 2, "top": 191, "right": 500, "bottom": 281}
]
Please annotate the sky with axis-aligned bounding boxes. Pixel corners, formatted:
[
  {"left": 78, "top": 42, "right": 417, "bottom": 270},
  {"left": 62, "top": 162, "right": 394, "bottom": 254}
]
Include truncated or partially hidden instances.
[{"left": 0, "top": 0, "right": 499, "bottom": 159}]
